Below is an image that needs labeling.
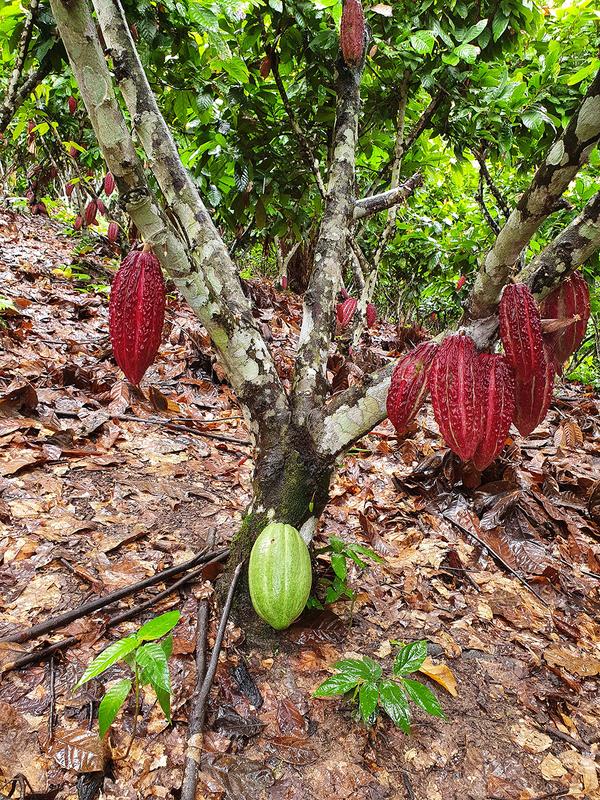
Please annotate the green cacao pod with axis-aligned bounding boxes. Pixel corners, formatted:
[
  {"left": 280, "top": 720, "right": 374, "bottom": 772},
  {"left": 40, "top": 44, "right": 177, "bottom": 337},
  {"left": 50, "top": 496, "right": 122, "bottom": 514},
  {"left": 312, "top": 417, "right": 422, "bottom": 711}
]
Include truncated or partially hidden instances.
[{"left": 248, "top": 523, "right": 312, "bottom": 630}]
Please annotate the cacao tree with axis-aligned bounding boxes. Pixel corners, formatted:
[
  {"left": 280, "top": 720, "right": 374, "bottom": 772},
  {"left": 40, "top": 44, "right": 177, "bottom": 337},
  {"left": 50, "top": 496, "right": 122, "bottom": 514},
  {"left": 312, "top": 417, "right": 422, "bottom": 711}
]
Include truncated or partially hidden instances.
[{"left": 2, "top": 0, "right": 600, "bottom": 615}]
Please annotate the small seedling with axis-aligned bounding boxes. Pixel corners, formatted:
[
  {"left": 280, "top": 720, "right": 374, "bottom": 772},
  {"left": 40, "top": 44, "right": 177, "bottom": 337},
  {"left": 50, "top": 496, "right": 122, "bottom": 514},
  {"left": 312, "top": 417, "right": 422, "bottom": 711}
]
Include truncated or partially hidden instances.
[
  {"left": 313, "top": 640, "right": 446, "bottom": 732},
  {"left": 309, "top": 535, "right": 383, "bottom": 611},
  {"left": 73, "top": 610, "right": 180, "bottom": 755}
]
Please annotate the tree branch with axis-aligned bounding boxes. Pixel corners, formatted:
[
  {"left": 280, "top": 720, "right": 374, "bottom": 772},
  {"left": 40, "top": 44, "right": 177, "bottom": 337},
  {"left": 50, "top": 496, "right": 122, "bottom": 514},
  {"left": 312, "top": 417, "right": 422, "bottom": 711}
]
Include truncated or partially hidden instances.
[
  {"left": 269, "top": 47, "right": 326, "bottom": 198},
  {"left": 476, "top": 169, "right": 500, "bottom": 235},
  {"left": 469, "top": 68, "right": 600, "bottom": 320},
  {"left": 475, "top": 150, "right": 510, "bottom": 220},
  {"left": 51, "top": 0, "right": 289, "bottom": 445},
  {"left": 0, "top": 0, "right": 40, "bottom": 131},
  {"left": 312, "top": 189, "right": 600, "bottom": 458},
  {"left": 353, "top": 172, "right": 422, "bottom": 219},
  {"left": 291, "top": 58, "right": 363, "bottom": 423}
]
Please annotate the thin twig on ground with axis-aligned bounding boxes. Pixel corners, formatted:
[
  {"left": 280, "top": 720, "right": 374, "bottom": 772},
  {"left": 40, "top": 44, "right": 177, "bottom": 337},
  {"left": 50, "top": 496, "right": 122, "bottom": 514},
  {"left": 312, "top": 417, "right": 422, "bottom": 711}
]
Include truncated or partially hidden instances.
[
  {"left": 0, "top": 547, "right": 227, "bottom": 645},
  {"left": 180, "top": 561, "right": 243, "bottom": 800}
]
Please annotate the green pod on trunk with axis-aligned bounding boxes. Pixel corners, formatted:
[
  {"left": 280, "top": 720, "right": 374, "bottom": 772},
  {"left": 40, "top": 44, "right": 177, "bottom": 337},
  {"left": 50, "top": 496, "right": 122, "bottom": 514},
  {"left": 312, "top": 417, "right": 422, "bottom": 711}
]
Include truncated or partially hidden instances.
[{"left": 248, "top": 522, "right": 312, "bottom": 630}]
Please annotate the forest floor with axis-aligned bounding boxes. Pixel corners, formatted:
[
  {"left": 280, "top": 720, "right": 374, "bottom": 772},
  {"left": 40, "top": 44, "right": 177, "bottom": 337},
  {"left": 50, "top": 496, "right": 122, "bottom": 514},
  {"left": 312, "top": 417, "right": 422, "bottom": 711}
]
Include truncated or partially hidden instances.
[{"left": 0, "top": 207, "right": 599, "bottom": 800}]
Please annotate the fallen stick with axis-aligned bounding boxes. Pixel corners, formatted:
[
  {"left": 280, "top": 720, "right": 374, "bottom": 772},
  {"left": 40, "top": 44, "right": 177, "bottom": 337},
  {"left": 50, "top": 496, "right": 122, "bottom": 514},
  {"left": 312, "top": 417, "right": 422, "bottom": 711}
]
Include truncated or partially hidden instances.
[
  {"left": 0, "top": 547, "right": 228, "bottom": 645},
  {"left": 2, "top": 552, "right": 228, "bottom": 674},
  {"left": 180, "top": 562, "right": 243, "bottom": 800}
]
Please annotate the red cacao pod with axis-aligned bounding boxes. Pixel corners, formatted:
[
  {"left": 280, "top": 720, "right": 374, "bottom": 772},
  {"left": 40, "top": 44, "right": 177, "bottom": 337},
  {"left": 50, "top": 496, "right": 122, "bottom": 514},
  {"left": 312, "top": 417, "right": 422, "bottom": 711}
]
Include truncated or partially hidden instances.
[
  {"left": 513, "top": 358, "right": 554, "bottom": 437},
  {"left": 259, "top": 55, "right": 271, "bottom": 78},
  {"left": 104, "top": 172, "right": 115, "bottom": 196},
  {"left": 428, "top": 334, "right": 483, "bottom": 461},
  {"left": 456, "top": 275, "right": 466, "bottom": 291},
  {"left": 68, "top": 95, "right": 77, "bottom": 115},
  {"left": 107, "top": 222, "right": 119, "bottom": 243},
  {"left": 65, "top": 182, "right": 75, "bottom": 198},
  {"left": 281, "top": 275, "right": 288, "bottom": 290},
  {"left": 499, "top": 283, "right": 545, "bottom": 381},
  {"left": 68, "top": 145, "right": 78, "bottom": 159},
  {"left": 540, "top": 271, "right": 590, "bottom": 374},
  {"left": 386, "top": 342, "right": 438, "bottom": 435},
  {"left": 73, "top": 214, "right": 83, "bottom": 231},
  {"left": 366, "top": 303, "right": 377, "bottom": 328},
  {"left": 472, "top": 354, "right": 515, "bottom": 471},
  {"left": 84, "top": 200, "right": 97, "bottom": 226},
  {"left": 109, "top": 249, "right": 166, "bottom": 385},
  {"left": 340, "top": 0, "right": 365, "bottom": 67},
  {"left": 96, "top": 198, "right": 107, "bottom": 217},
  {"left": 336, "top": 297, "right": 357, "bottom": 328}
]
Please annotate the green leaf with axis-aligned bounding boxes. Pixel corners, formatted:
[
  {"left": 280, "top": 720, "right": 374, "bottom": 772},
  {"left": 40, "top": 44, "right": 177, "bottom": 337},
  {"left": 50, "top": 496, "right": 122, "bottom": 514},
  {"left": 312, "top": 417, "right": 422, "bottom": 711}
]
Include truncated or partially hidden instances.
[
  {"left": 313, "top": 673, "right": 362, "bottom": 697},
  {"left": 393, "top": 641, "right": 428, "bottom": 676},
  {"left": 454, "top": 43, "right": 480, "bottom": 63},
  {"left": 359, "top": 682, "right": 379, "bottom": 723},
  {"left": 565, "top": 60, "right": 600, "bottom": 86},
  {"left": 349, "top": 544, "right": 384, "bottom": 564},
  {"left": 492, "top": 12, "right": 509, "bottom": 42},
  {"left": 98, "top": 679, "right": 132, "bottom": 738},
  {"left": 333, "top": 657, "right": 381, "bottom": 682},
  {"left": 379, "top": 680, "right": 411, "bottom": 733},
  {"left": 461, "top": 19, "right": 487, "bottom": 43},
  {"left": 160, "top": 635, "right": 173, "bottom": 660},
  {"left": 136, "top": 611, "right": 181, "bottom": 642},
  {"left": 409, "top": 30, "right": 435, "bottom": 55},
  {"left": 136, "top": 643, "right": 172, "bottom": 722},
  {"left": 74, "top": 636, "right": 139, "bottom": 689},
  {"left": 331, "top": 552, "right": 347, "bottom": 581},
  {"left": 402, "top": 678, "right": 446, "bottom": 719}
]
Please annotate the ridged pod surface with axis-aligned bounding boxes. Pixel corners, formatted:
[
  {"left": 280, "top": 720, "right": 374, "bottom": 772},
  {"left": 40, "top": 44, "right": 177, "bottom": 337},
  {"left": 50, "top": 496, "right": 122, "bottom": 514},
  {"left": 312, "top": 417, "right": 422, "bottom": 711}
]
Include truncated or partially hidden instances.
[
  {"left": 109, "top": 249, "right": 166, "bottom": 385},
  {"left": 248, "top": 523, "right": 312, "bottom": 630},
  {"left": 340, "top": 0, "right": 365, "bottom": 67},
  {"left": 84, "top": 200, "right": 97, "bottom": 227},
  {"left": 472, "top": 354, "right": 516, "bottom": 471},
  {"left": 513, "top": 357, "right": 554, "bottom": 436},
  {"left": 386, "top": 342, "right": 438, "bottom": 435},
  {"left": 68, "top": 96, "right": 77, "bottom": 115},
  {"left": 540, "top": 271, "right": 590, "bottom": 373},
  {"left": 366, "top": 303, "right": 377, "bottom": 328},
  {"left": 65, "top": 182, "right": 74, "bottom": 198},
  {"left": 499, "top": 283, "right": 545, "bottom": 380},
  {"left": 107, "top": 222, "right": 119, "bottom": 243},
  {"left": 104, "top": 172, "right": 115, "bottom": 196},
  {"left": 336, "top": 296, "right": 358, "bottom": 328},
  {"left": 428, "top": 335, "right": 482, "bottom": 461}
]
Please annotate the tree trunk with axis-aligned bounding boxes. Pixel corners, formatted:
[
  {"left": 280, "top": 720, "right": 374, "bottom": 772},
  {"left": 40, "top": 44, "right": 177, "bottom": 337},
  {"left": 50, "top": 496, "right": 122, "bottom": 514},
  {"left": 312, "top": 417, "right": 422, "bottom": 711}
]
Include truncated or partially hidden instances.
[{"left": 225, "top": 427, "right": 333, "bottom": 626}]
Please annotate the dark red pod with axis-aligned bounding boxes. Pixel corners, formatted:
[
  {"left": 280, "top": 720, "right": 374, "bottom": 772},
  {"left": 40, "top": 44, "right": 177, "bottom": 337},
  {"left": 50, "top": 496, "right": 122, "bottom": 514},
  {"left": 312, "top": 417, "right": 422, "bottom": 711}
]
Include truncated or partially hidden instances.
[
  {"left": 499, "top": 283, "right": 545, "bottom": 381},
  {"left": 73, "top": 214, "right": 83, "bottom": 231},
  {"left": 540, "top": 271, "right": 590, "bottom": 374},
  {"left": 340, "top": 0, "right": 365, "bottom": 67},
  {"left": 428, "top": 334, "right": 483, "bottom": 461},
  {"left": 107, "top": 221, "right": 119, "bottom": 243},
  {"left": 472, "top": 354, "right": 515, "bottom": 471},
  {"left": 259, "top": 55, "right": 271, "bottom": 78},
  {"left": 96, "top": 198, "right": 107, "bottom": 217},
  {"left": 366, "top": 303, "right": 377, "bottom": 328},
  {"left": 104, "top": 172, "right": 115, "bottom": 196},
  {"left": 336, "top": 297, "right": 358, "bottom": 328},
  {"left": 109, "top": 248, "right": 166, "bottom": 385},
  {"left": 84, "top": 200, "right": 97, "bottom": 226},
  {"left": 386, "top": 342, "right": 438, "bottom": 435},
  {"left": 513, "top": 357, "right": 554, "bottom": 437},
  {"left": 68, "top": 95, "right": 77, "bottom": 114}
]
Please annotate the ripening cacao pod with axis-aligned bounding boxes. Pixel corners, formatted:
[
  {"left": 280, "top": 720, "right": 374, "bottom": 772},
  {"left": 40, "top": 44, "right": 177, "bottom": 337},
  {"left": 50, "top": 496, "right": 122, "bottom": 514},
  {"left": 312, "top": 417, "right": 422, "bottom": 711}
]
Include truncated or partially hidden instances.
[
  {"left": 472, "top": 354, "right": 515, "bottom": 471},
  {"left": 84, "top": 200, "right": 97, "bottom": 226},
  {"left": 456, "top": 275, "right": 466, "bottom": 291},
  {"left": 104, "top": 172, "right": 115, "bottom": 196},
  {"left": 65, "top": 182, "right": 75, "bottom": 198},
  {"left": 96, "top": 198, "right": 107, "bottom": 217},
  {"left": 539, "top": 271, "right": 590, "bottom": 374},
  {"left": 336, "top": 296, "right": 357, "bottom": 328},
  {"left": 73, "top": 214, "right": 83, "bottom": 231},
  {"left": 248, "top": 523, "right": 312, "bottom": 630},
  {"left": 259, "top": 55, "right": 271, "bottom": 78},
  {"left": 107, "top": 222, "right": 119, "bottom": 243},
  {"left": 513, "top": 358, "right": 554, "bottom": 437},
  {"left": 386, "top": 342, "right": 438, "bottom": 435},
  {"left": 340, "top": 0, "right": 365, "bottom": 67},
  {"left": 68, "top": 96, "right": 77, "bottom": 115},
  {"left": 428, "top": 334, "right": 483, "bottom": 461},
  {"left": 68, "top": 145, "right": 78, "bottom": 159},
  {"left": 281, "top": 275, "right": 288, "bottom": 290},
  {"left": 109, "top": 248, "right": 166, "bottom": 385},
  {"left": 499, "top": 283, "right": 545, "bottom": 381},
  {"left": 366, "top": 302, "right": 377, "bottom": 328}
]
